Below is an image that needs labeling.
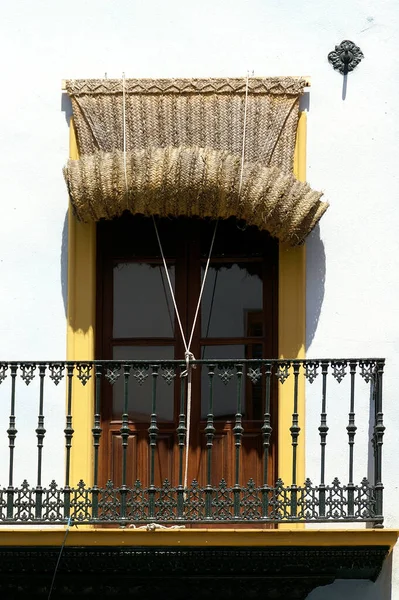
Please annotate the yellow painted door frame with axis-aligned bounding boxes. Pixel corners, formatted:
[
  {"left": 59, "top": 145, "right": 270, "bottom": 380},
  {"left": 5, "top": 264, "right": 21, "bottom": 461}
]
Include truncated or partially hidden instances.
[
  {"left": 278, "top": 112, "right": 306, "bottom": 529},
  {"left": 67, "top": 114, "right": 307, "bottom": 508},
  {"left": 67, "top": 120, "right": 96, "bottom": 486}
]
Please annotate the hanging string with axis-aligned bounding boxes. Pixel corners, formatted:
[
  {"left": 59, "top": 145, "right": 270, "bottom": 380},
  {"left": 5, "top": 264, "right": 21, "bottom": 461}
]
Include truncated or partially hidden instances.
[
  {"left": 151, "top": 72, "right": 249, "bottom": 496},
  {"left": 182, "top": 359, "right": 193, "bottom": 493},
  {"left": 47, "top": 517, "right": 72, "bottom": 600},
  {"left": 122, "top": 72, "right": 129, "bottom": 196},
  {"left": 187, "top": 221, "right": 218, "bottom": 352},
  {"left": 202, "top": 269, "right": 218, "bottom": 358},
  {"left": 118, "top": 72, "right": 220, "bottom": 498},
  {"left": 238, "top": 72, "right": 250, "bottom": 198},
  {"left": 182, "top": 220, "right": 218, "bottom": 491},
  {"left": 152, "top": 216, "right": 218, "bottom": 492},
  {"left": 152, "top": 216, "right": 188, "bottom": 355}
]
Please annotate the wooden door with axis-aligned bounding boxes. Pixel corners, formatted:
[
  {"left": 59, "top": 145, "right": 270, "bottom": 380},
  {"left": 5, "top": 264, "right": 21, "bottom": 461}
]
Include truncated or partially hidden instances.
[{"left": 96, "top": 214, "right": 278, "bottom": 499}]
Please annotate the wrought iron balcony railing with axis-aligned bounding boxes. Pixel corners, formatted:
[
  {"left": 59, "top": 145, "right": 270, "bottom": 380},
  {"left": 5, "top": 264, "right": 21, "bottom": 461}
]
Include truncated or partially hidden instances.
[{"left": 0, "top": 359, "right": 384, "bottom": 526}]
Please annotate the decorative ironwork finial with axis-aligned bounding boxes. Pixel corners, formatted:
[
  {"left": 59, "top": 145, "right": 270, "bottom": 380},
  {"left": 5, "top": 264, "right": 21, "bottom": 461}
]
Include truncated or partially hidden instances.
[{"left": 328, "top": 40, "right": 364, "bottom": 74}]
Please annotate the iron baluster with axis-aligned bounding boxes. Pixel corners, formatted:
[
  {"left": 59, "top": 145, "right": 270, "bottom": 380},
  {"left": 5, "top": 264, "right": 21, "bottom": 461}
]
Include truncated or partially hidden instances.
[
  {"left": 205, "top": 364, "right": 216, "bottom": 519},
  {"left": 261, "top": 361, "right": 272, "bottom": 518},
  {"left": 35, "top": 364, "right": 47, "bottom": 519},
  {"left": 318, "top": 360, "right": 329, "bottom": 517},
  {"left": 290, "top": 361, "right": 300, "bottom": 518},
  {"left": 64, "top": 364, "right": 74, "bottom": 519},
  {"left": 6, "top": 364, "right": 18, "bottom": 519},
  {"left": 371, "top": 380, "right": 377, "bottom": 520},
  {"left": 347, "top": 360, "right": 357, "bottom": 517},
  {"left": 373, "top": 359, "right": 385, "bottom": 527},
  {"left": 233, "top": 363, "right": 244, "bottom": 518},
  {"left": 120, "top": 363, "right": 131, "bottom": 522},
  {"left": 148, "top": 365, "right": 159, "bottom": 520},
  {"left": 92, "top": 363, "right": 103, "bottom": 520},
  {"left": 177, "top": 370, "right": 186, "bottom": 518}
]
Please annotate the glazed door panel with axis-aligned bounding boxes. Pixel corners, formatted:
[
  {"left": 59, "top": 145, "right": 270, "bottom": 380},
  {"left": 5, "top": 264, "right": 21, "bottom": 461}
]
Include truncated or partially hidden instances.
[{"left": 97, "top": 214, "right": 278, "bottom": 506}]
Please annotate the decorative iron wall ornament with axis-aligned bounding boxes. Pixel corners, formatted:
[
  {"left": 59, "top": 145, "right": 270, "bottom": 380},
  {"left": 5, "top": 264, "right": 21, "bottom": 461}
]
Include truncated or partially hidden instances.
[
  {"left": 0, "top": 546, "right": 391, "bottom": 599},
  {"left": 328, "top": 40, "right": 364, "bottom": 74}
]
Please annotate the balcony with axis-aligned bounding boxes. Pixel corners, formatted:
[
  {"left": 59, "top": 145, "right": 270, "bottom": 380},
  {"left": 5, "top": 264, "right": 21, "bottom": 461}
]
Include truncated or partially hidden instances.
[{"left": 0, "top": 358, "right": 385, "bottom": 527}]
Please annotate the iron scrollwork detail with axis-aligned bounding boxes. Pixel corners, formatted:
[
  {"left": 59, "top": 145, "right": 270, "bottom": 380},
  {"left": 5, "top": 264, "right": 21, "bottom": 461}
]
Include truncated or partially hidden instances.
[
  {"left": 328, "top": 40, "right": 364, "bottom": 74},
  {"left": 0, "top": 478, "right": 378, "bottom": 524}
]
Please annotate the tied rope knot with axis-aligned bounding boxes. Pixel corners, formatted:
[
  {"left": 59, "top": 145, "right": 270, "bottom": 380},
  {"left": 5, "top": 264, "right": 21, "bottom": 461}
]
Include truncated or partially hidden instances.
[
  {"left": 182, "top": 350, "right": 195, "bottom": 492},
  {"left": 129, "top": 522, "right": 185, "bottom": 530},
  {"left": 181, "top": 351, "right": 196, "bottom": 378}
]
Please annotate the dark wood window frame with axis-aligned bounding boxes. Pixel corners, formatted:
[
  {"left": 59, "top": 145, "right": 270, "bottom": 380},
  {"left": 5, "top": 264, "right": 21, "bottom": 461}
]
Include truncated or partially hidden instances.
[{"left": 96, "top": 214, "right": 278, "bottom": 493}]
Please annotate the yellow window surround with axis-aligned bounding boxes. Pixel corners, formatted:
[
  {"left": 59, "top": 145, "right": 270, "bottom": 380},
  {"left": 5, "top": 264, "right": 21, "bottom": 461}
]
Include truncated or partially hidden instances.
[{"left": 66, "top": 112, "right": 307, "bottom": 521}]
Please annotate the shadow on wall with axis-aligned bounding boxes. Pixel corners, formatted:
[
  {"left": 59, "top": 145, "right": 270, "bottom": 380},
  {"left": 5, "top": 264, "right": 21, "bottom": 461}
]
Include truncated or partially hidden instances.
[
  {"left": 61, "top": 211, "right": 95, "bottom": 333},
  {"left": 61, "top": 211, "right": 68, "bottom": 318},
  {"left": 306, "top": 224, "right": 326, "bottom": 351},
  {"left": 61, "top": 93, "right": 72, "bottom": 319},
  {"left": 306, "top": 552, "right": 392, "bottom": 599},
  {"left": 61, "top": 92, "right": 72, "bottom": 126}
]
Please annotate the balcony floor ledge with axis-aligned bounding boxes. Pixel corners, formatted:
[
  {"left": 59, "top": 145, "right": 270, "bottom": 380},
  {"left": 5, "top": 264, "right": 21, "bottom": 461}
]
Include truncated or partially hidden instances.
[{"left": 0, "top": 526, "right": 396, "bottom": 548}]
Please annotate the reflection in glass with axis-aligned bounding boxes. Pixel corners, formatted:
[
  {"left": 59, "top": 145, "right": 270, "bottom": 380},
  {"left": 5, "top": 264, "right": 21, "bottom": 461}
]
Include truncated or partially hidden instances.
[
  {"left": 201, "top": 263, "right": 263, "bottom": 338},
  {"left": 113, "top": 263, "right": 175, "bottom": 338},
  {"left": 112, "top": 346, "right": 174, "bottom": 422}
]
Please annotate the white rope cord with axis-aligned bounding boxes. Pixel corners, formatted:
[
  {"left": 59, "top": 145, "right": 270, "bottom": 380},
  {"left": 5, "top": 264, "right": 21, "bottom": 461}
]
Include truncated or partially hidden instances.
[
  {"left": 129, "top": 523, "right": 185, "bottom": 530},
  {"left": 152, "top": 216, "right": 218, "bottom": 493},
  {"left": 182, "top": 362, "right": 193, "bottom": 493},
  {"left": 182, "top": 220, "right": 218, "bottom": 491},
  {"left": 119, "top": 78, "right": 219, "bottom": 505},
  {"left": 152, "top": 216, "right": 188, "bottom": 355},
  {"left": 187, "top": 220, "right": 218, "bottom": 353},
  {"left": 238, "top": 72, "right": 250, "bottom": 198},
  {"left": 149, "top": 72, "right": 248, "bottom": 498},
  {"left": 122, "top": 73, "right": 129, "bottom": 195}
]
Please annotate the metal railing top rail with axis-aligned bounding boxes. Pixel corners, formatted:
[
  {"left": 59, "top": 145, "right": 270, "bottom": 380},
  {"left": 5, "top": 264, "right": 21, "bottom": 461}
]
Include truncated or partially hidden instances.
[{"left": 0, "top": 358, "right": 386, "bottom": 364}]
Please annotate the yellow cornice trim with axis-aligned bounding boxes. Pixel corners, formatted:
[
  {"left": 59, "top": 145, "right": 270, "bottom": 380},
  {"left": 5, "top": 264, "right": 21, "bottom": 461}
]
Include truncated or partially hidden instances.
[{"left": 0, "top": 528, "right": 397, "bottom": 549}]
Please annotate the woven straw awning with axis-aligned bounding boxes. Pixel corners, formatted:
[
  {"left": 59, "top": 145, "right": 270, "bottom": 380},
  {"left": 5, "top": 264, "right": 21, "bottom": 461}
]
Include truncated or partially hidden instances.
[{"left": 64, "top": 78, "right": 328, "bottom": 245}]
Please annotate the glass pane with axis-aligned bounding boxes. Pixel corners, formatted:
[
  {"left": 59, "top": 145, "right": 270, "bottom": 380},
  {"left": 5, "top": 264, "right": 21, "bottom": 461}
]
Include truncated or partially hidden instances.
[
  {"left": 113, "top": 263, "right": 175, "bottom": 338},
  {"left": 112, "top": 346, "right": 174, "bottom": 422},
  {"left": 201, "top": 263, "right": 263, "bottom": 338},
  {"left": 201, "top": 345, "right": 246, "bottom": 418},
  {"left": 199, "top": 217, "right": 272, "bottom": 258}
]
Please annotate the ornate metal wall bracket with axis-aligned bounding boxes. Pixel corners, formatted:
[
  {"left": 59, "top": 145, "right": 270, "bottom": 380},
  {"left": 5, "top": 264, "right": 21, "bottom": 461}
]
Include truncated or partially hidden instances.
[
  {"left": 328, "top": 40, "right": 364, "bottom": 74},
  {"left": 0, "top": 546, "right": 390, "bottom": 599}
]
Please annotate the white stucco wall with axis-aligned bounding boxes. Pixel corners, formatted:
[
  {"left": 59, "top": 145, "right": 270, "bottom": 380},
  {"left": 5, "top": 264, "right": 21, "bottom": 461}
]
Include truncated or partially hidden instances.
[{"left": 0, "top": 0, "right": 398, "bottom": 597}]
